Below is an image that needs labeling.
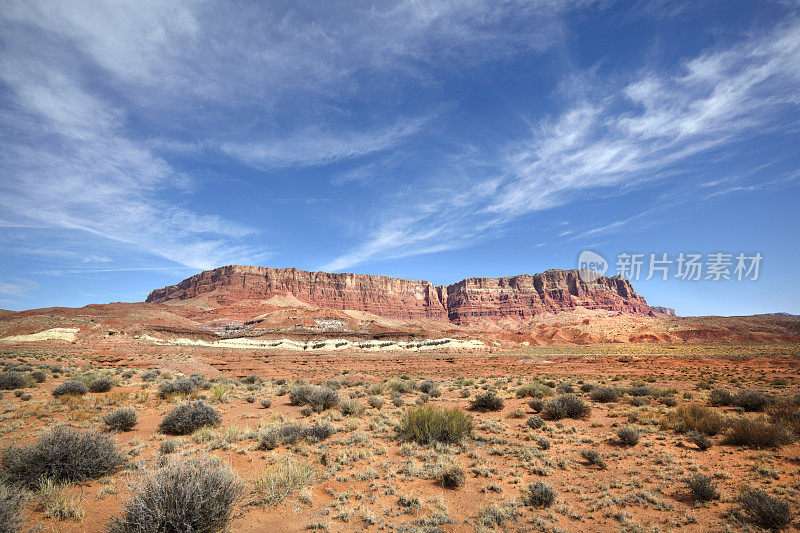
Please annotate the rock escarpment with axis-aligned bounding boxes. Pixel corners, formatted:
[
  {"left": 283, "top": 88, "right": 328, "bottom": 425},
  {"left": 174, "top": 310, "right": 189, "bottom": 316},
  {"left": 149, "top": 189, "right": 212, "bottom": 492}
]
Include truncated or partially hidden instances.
[{"left": 146, "top": 265, "right": 666, "bottom": 324}]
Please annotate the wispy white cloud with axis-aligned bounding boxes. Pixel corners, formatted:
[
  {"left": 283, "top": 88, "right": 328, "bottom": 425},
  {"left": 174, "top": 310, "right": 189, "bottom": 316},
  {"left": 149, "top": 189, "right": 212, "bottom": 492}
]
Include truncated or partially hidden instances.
[
  {"left": 326, "top": 19, "right": 800, "bottom": 270},
  {"left": 0, "top": 279, "right": 38, "bottom": 297}
]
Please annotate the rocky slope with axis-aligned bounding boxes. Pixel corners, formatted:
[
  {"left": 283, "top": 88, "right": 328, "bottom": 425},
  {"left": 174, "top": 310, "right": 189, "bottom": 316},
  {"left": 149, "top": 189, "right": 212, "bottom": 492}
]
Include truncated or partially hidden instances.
[{"left": 146, "top": 265, "right": 671, "bottom": 325}]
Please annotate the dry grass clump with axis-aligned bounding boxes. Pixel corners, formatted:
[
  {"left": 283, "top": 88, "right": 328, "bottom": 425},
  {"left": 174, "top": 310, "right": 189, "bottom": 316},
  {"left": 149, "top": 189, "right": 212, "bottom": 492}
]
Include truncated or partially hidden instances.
[
  {"left": 471, "top": 392, "right": 504, "bottom": 411},
  {"left": 732, "top": 390, "right": 772, "bottom": 412},
  {"left": 0, "top": 372, "right": 27, "bottom": 390},
  {"left": 52, "top": 380, "right": 88, "bottom": 397},
  {"left": 440, "top": 463, "right": 466, "bottom": 489},
  {"left": 684, "top": 474, "right": 719, "bottom": 501},
  {"left": 737, "top": 488, "right": 791, "bottom": 530},
  {"left": 33, "top": 477, "right": 84, "bottom": 521},
  {"left": 289, "top": 385, "right": 339, "bottom": 412},
  {"left": 251, "top": 457, "right": 314, "bottom": 506},
  {"left": 661, "top": 404, "right": 729, "bottom": 435},
  {"left": 339, "top": 398, "right": 366, "bottom": 417},
  {"left": 526, "top": 415, "right": 545, "bottom": 430},
  {"left": 1, "top": 425, "right": 125, "bottom": 488},
  {"left": 542, "top": 394, "right": 590, "bottom": 420},
  {"left": 398, "top": 405, "right": 472, "bottom": 445},
  {"left": 159, "top": 401, "right": 221, "bottom": 435},
  {"left": 580, "top": 449, "right": 607, "bottom": 469},
  {"left": 723, "top": 416, "right": 793, "bottom": 448},
  {"left": 103, "top": 406, "right": 138, "bottom": 431},
  {"left": 516, "top": 382, "right": 553, "bottom": 398},
  {"left": 108, "top": 455, "right": 244, "bottom": 532},
  {"left": 0, "top": 482, "right": 25, "bottom": 532},
  {"left": 685, "top": 430, "right": 713, "bottom": 450}
]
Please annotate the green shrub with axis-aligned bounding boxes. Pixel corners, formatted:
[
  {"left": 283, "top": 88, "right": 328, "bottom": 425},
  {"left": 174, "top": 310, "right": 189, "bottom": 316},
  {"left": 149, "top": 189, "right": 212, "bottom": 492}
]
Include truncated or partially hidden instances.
[
  {"left": 440, "top": 464, "right": 465, "bottom": 489},
  {"left": 471, "top": 392, "right": 504, "bottom": 412},
  {"left": 30, "top": 370, "right": 47, "bottom": 383},
  {"left": 260, "top": 399, "right": 272, "bottom": 409},
  {"left": 241, "top": 374, "right": 261, "bottom": 385},
  {"left": 528, "top": 398, "right": 544, "bottom": 412},
  {"left": 723, "top": 416, "right": 792, "bottom": 448},
  {"left": 159, "top": 401, "right": 221, "bottom": 435},
  {"left": 516, "top": 382, "right": 552, "bottom": 399},
  {"left": 418, "top": 380, "right": 441, "bottom": 397},
  {"left": 1, "top": 425, "right": 125, "bottom": 488},
  {"left": 108, "top": 455, "right": 244, "bottom": 533},
  {"left": 103, "top": 407, "right": 138, "bottom": 431},
  {"left": 256, "top": 423, "right": 334, "bottom": 450},
  {"left": 0, "top": 372, "right": 26, "bottom": 390},
  {"left": 88, "top": 377, "right": 114, "bottom": 393},
  {"left": 159, "top": 440, "right": 178, "bottom": 455},
  {"left": 367, "top": 395, "right": 384, "bottom": 409},
  {"left": 52, "top": 380, "right": 87, "bottom": 397},
  {"left": 522, "top": 481, "right": 556, "bottom": 508},
  {"left": 684, "top": 474, "right": 719, "bottom": 501},
  {"left": 543, "top": 394, "right": 590, "bottom": 420},
  {"left": 617, "top": 426, "right": 640, "bottom": 446},
  {"left": 590, "top": 386, "right": 619, "bottom": 403},
  {"left": 398, "top": 405, "right": 472, "bottom": 445},
  {"left": 738, "top": 488, "right": 791, "bottom": 530}
]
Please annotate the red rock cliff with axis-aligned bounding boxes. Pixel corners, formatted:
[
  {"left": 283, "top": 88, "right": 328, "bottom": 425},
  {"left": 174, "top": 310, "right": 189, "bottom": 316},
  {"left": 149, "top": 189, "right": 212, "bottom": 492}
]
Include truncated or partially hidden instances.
[{"left": 146, "top": 265, "right": 661, "bottom": 323}]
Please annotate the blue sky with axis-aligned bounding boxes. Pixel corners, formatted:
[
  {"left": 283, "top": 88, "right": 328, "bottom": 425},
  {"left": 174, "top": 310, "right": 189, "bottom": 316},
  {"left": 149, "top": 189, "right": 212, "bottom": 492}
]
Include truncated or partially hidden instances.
[{"left": 1, "top": 0, "right": 799, "bottom": 316}]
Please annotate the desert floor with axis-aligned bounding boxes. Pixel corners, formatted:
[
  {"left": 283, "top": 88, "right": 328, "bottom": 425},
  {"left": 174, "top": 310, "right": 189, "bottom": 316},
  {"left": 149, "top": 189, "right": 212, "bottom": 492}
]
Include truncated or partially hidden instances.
[{"left": 1, "top": 342, "right": 799, "bottom": 532}]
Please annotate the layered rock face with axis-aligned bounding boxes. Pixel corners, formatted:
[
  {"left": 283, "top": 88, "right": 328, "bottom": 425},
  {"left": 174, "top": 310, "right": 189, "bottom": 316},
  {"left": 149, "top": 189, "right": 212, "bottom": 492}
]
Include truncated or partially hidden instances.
[
  {"left": 444, "top": 270, "right": 653, "bottom": 325},
  {"left": 146, "top": 265, "right": 448, "bottom": 321},
  {"left": 146, "top": 265, "right": 663, "bottom": 324}
]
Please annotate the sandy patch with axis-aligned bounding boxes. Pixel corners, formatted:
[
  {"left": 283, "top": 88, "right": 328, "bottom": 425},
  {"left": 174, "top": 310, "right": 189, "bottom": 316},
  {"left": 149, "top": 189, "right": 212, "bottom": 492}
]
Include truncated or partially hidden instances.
[{"left": 1, "top": 327, "right": 79, "bottom": 342}]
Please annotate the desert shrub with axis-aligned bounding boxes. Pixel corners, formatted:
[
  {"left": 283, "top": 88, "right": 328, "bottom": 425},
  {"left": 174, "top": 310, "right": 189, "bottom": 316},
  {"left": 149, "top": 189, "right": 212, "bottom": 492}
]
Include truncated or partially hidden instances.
[
  {"left": 659, "top": 396, "right": 678, "bottom": 407},
  {"left": 661, "top": 404, "right": 729, "bottom": 435},
  {"left": 388, "top": 378, "right": 417, "bottom": 393},
  {"left": 158, "top": 377, "right": 198, "bottom": 398},
  {"left": 398, "top": 405, "right": 472, "bottom": 445},
  {"left": 627, "top": 384, "right": 652, "bottom": 397},
  {"left": 0, "top": 482, "right": 25, "bottom": 533},
  {"left": 299, "top": 406, "right": 312, "bottom": 417},
  {"left": 684, "top": 474, "right": 719, "bottom": 501},
  {"left": 108, "top": 455, "right": 244, "bottom": 533},
  {"left": 732, "top": 390, "right": 772, "bottom": 412},
  {"left": 440, "top": 464, "right": 465, "bottom": 489},
  {"left": 290, "top": 385, "right": 339, "bottom": 412},
  {"left": 52, "top": 380, "right": 87, "bottom": 397},
  {"left": 255, "top": 422, "right": 333, "bottom": 450},
  {"left": 159, "top": 440, "right": 178, "bottom": 455},
  {"left": 543, "top": 394, "right": 590, "bottom": 420},
  {"left": 159, "top": 401, "right": 221, "bottom": 435},
  {"left": 580, "top": 383, "right": 595, "bottom": 393},
  {"left": 241, "top": 374, "right": 260, "bottom": 385},
  {"left": 723, "top": 416, "right": 792, "bottom": 448},
  {"left": 141, "top": 370, "right": 159, "bottom": 382},
  {"left": 30, "top": 370, "right": 47, "bottom": 383},
  {"left": 709, "top": 388, "right": 732, "bottom": 406},
  {"left": 528, "top": 398, "right": 544, "bottom": 412},
  {"left": 260, "top": 399, "right": 272, "bottom": 409},
  {"left": 103, "top": 407, "right": 138, "bottom": 431},
  {"left": 305, "top": 423, "right": 335, "bottom": 443},
  {"left": 768, "top": 397, "right": 800, "bottom": 435},
  {"left": 339, "top": 398, "right": 365, "bottom": 417},
  {"left": 590, "top": 386, "right": 620, "bottom": 403},
  {"left": 738, "top": 488, "right": 791, "bottom": 530},
  {"left": 522, "top": 481, "right": 556, "bottom": 508},
  {"left": 471, "top": 392, "right": 504, "bottom": 412},
  {"left": 1, "top": 425, "right": 124, "bottom": 487},
  {"left": 686, "top": 430, "right": 713, "bottom": 450},
  {"left": 526, "top": 416, "right": 545, "bottom": 430},
  {"left": 516, "top": 382, "right": 553, "bottom": 399},
  {"left": 251, "top": 458, "right": 314, "bottom": 507},
  {"left": 367, "top": 395, "right": 384, "bottom": 409},
  {"left": 556, "top": 383, "right": 574, "bottom": 394},
  {"left": 537, "top": 436, "right": 551, "bottom": 450},
  {"left": 629, "top": 396, "right": 649, "bottom": 407},
  {"left": 392, "top": 393, "right": 405, "bottom": 407},
  {"left": 418, "top": 380, "right": 441, "bottom": 397},
  {"left": 88, "top": 376, "right": 114, "bottom": 393},
  {"left": 580, "top": 449, "right": 607, "bottom": 469},
  {"left": 0, "top": 372, "right": 26, "bottom": 390},
  {"left": 245, "top": 395, "right": 256, "bottom": 403},
  {"left": 617, "top": 426, "right": 640, "bottom": 446}
]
